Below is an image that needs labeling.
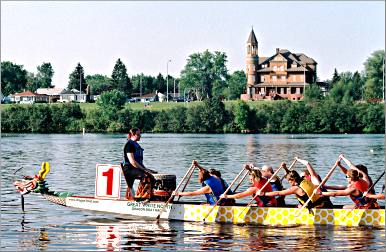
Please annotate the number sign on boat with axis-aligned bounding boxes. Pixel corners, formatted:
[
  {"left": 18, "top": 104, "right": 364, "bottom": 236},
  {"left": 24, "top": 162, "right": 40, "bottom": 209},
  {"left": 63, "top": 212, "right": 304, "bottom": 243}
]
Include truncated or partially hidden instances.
[{"left": 95, "top": 164, "right": 121, "bottom": 200}]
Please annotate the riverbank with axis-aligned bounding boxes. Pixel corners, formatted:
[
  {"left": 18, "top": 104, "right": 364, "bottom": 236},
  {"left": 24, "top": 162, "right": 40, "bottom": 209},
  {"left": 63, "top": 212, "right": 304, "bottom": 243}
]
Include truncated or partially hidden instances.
[{"left": 1, "top": 99, "right": 384, "bottom": 134}]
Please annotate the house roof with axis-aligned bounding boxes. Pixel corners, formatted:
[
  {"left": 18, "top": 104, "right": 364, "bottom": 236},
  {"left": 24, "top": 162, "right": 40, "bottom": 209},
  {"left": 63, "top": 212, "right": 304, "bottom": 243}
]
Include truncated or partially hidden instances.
[
  {"left": 36, "top": 87, "right": 64, "bottom": 96},
  {"left": 247, "top": 29, "right": 258, "bottom": 45},
  {"left": 139, "top": 93, "right": 156, "bottom": 99},
  {"left": 259, "top": 49, "right": 316, "bottom": 70},
  {"left": 13, "top": 91, "right": 45, "bottom": 97}
]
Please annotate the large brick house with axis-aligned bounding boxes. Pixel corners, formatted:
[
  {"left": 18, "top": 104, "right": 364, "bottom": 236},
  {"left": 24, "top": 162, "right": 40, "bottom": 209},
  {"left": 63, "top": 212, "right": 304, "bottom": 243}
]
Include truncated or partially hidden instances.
[{"left": 241, "top": 29, "right": 317, "bottom": 101}]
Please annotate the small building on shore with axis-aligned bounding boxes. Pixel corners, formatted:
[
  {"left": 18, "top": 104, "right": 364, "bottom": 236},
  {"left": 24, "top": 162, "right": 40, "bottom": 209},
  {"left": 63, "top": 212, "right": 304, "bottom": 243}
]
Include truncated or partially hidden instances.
[
  {"left": 10, "top": 90, "right": 49, "bottom": 104},
  {"left": 36, "top": 87, "right": 64, "bottom": 103},
  {"left": 241, "top": 29, "right": 317, "bottom": 101}
]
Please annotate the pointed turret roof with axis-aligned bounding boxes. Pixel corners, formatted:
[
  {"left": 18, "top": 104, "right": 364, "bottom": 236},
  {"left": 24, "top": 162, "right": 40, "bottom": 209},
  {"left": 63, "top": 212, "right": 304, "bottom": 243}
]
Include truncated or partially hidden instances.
[{"left": 247, "top": 29, "right": 258, "bottom": 45}]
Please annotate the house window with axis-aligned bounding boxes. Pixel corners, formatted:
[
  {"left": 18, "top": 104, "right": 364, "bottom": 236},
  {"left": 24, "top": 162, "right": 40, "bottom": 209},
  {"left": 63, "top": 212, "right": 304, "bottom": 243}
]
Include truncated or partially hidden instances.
[
  {"left": 280, "top": 66, "right": 284, "bottom": 71},
  {"left": 272, "top": 75, "right": 277, "bottom": 82},
  {"left": 261, "top": 76, "right": 265, "bottom": 82},
  {"left": 293, "top": 75, "right": 296, "bottom": 81},
  {"left": 281, "top": 76, "right": 286, "bottom": 81},
  {"left": 273, "top": 66, "right": 277, "bottom": 71}
]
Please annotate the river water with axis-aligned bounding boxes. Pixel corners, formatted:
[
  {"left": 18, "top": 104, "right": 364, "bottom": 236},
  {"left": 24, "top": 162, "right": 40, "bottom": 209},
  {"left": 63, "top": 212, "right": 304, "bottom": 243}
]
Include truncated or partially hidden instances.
[{"left": 1, "top": 133, "right": 385, "bottom": 251}]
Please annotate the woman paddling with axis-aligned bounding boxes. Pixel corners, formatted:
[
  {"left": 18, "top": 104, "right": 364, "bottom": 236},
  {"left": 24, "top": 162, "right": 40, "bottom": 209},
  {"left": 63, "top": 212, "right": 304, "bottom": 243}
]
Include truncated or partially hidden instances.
[
  {"left": 255, "top": 169, "right": 332, "bottom": 209},
  {"left": 321, "top": 169, "right": 380, "bottom": 209},
  {"left": 172, "top": 160, "right": 232, "bottom": 206},
  {"left": 220, "top": 164, "right": 277, "bottom": 207}
]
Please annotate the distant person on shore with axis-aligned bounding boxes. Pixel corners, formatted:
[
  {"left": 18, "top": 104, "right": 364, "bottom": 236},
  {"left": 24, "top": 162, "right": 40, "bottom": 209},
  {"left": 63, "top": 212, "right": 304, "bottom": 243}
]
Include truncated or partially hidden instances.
[
  {"left": 172, "top": 160, "right": 232, "bottom": 205},
  {"left": 255, "top": 168, "right": 333, "bottom": 209},
  {"left": 261, "top": 165, "right": 286, "bottom": 206},
  {"left": 220, "top": 164, "right": 277, "bottom": 207},
  {"left": 121, "top": 128, "right": 157, "bottom": 200}
]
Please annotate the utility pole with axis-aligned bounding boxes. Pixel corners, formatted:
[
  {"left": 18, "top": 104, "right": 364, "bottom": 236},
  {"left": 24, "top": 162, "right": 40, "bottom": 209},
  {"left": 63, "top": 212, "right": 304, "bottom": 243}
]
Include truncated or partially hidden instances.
[
  {"left": 79, "top": 71, "right": 82, "bottom": 102},
  {"left": 166, "top": 59, "right": 171, "bottom": 102},
  {"left": 174, "top": 79, "right": 176, "bottom": 99},
  {"left": 140, "top": 75, "right": 142, "bottom": 97}
]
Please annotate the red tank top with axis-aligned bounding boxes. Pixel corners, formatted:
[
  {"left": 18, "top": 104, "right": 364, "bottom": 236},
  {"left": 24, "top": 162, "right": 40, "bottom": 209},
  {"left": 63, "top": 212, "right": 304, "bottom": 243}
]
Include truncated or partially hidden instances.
[
  {"left": 349, "top": 179, "right": 369, "bottom": 205},
  {"left": 252, "top": 178, "right": 276, "bottom": 207}
]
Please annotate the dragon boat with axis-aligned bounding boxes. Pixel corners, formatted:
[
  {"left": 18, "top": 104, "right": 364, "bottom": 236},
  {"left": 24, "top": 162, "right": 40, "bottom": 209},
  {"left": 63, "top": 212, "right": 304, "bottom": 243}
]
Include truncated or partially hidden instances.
[{"left": 14, "top": 162, "right": 385, "bottom": 228}]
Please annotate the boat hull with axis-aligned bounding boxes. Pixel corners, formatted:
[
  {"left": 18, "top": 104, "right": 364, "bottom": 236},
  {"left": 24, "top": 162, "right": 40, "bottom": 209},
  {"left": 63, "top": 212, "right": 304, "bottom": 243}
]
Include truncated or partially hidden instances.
[{"left": 65, "top": 196, "right": 385, "bottom": 227}]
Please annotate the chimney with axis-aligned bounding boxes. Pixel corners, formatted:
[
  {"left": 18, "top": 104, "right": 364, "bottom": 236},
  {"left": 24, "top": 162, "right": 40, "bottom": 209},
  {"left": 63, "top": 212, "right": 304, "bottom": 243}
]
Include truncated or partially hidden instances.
[{"left": 276, "top": 48, "right": 280, "bottom": 54}]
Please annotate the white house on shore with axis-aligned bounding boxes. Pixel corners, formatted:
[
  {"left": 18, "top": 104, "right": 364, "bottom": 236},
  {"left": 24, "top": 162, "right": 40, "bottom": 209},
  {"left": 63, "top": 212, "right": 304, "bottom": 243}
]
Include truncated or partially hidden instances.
[
  {"left": 59, "top": 89, "right": 87, "bottom": 103},
  {"left": 10, "top": 91, "right": 49, "bottom": 104}
]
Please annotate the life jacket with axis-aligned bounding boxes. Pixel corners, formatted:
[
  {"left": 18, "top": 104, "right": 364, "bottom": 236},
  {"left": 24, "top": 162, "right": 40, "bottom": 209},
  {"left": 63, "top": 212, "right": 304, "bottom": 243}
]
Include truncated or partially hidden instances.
[
  {"left": 253, "top": 178, "right": 277, "bottom": 207},
  {"left": 349, "top": 179, "right": 370, "bottom": 206},
  {"left": 203, "top": 176, "right": 226, "bottom": 205},
  {"left": 123, "top": 140, "right": 144, "bottom": 167},
  {"left": 296, "top": 179, "right": 327, "bottom": 208},
  {"left": 270, "top": 177, "right": 286, "bottom": 206}
]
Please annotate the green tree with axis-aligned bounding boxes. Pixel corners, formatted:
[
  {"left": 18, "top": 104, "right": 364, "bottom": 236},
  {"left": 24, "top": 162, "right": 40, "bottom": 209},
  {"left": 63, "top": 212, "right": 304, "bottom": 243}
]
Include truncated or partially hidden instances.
[
  {"left": 363, "top": 50, "right": 384, "bottom": 100},
  {"left": 37, "top": 62, "right": 54, "bottom": 88},
  {"left": 329, "top": 68, "right": 340, "bottom": 89},
  {"left": 201, "top": 97, "right": 227, "bottom": 132},
  {"left": 1, "top": 61, "right": 28, "bottom": 96},
  {"left": 352, "top": 71, "right": 364, "bottom": 101},
  {"left": 233, "top": 100, "right": 250, "bottom": 131},
  {"left": 303, "top": 84, "right": 322, "bottom": 103},
  {"left": 111, "top": 58, "right": 132, "bottom": 97},
  {"left": 85, "top": 74, "right": 112, "bottom": 95},
  {"left": 97, "top": 90, "right": 127, "bottom": 111},
  {"left": 68, "top": 63, "right": 86, "bottom": 92},
  {"left": 26, "top": 72, "right": 40, "bottom": 92},
  {"left": 153, "top": 73, "right": 166, "bottom": 93},
  {"left": 227, "top": 70, "right": 246, "bottom": 100},
  {"left": 180, "top": 50, "right": 228, "bottom": 100}
]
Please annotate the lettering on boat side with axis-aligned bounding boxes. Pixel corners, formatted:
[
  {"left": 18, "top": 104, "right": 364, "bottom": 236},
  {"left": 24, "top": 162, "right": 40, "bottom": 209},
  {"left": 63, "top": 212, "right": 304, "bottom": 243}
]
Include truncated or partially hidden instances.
[
  {"left": 68, "top": 198, "right": 99, "bottom": 203},
  {"left": 126, "top": 202, "right": 172, "bottom": 212}
]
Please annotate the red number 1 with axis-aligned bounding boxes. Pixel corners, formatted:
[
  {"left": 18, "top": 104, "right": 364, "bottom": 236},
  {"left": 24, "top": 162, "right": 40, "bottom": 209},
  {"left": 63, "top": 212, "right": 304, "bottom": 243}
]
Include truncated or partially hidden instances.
[{"left": 102, "top": 168, "right": 114, "bottom": 195}]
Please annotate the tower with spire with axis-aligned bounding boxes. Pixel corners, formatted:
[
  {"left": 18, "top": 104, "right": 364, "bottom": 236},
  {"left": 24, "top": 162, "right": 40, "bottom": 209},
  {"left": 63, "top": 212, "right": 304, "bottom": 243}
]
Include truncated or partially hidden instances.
[{"left": 246, "top": 28, "right": 259, "bottom": 99}]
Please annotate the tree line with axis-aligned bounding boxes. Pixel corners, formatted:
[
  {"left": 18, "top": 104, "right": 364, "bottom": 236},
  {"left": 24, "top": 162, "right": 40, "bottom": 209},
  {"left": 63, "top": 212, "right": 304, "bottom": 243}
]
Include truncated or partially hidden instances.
[
  {"left": 2, "top": 96, "right": 384, "bottom": 134},
  {"left": 1, "top": 49, "right": 384, "bottom": 101},
  {"left": 1, "top": 51, "right": 246, "bottom": 100}
]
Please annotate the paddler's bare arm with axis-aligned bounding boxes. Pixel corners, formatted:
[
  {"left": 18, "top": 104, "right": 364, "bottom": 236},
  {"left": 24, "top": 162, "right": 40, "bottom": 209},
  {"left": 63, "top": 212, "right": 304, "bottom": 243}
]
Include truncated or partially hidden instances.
[
  {"left": 263, "top": 186, "right": 298, "bottom": 197},
  {"left": 339, "top": 154, "right": 370, "bottom": 185},
  {"left": 222, "top": 187, "right": 255, "bottom": 199},
  {"left": 322, "top": 187, "right": 355, "bottom": 197},
  {"left": 173, "top": 185, "right": 211, "bottom": 196}
]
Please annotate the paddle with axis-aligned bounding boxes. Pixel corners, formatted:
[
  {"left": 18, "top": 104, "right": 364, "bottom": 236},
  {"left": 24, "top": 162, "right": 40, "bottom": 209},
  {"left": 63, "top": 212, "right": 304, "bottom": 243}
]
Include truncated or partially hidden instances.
[
  {"left": 296, "top": 157, "right": 341, "bottom": 216},
  {"left": 177, "top": 165, "right": 196, "bottom": 201},
  {"left": 357, "top": 171, "right": 385, "bottom": 205},
  {"left": 280, "top": 158, "right": 298, "bottom": 182},
  {"left": 238, "top": 163, "right": 286, "bottom": 218},
  {"left": 233, "top": 169, "right": 250, "bottom": 193},
  {"left": 202, "top": 165, "right": 248, "bottom": 222},
  {"left": 155, "top": 164, "right": 195, "bottom": 222}
]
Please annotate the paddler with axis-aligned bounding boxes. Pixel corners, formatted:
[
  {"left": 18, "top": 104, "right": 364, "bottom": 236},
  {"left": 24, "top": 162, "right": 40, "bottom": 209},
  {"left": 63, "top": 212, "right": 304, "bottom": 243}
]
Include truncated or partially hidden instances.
[
  {"left": 172, "top": 160, "right": 232, "bottom": 205},
  {"left": 321, "top": 169, "right": 380, "bottom": 209},
  {"left": 121, "top": 128, "right": 157, "bottom": 200},
  {"left": 220, "top": 164, "right": 277, "bottom": 207},
  {"left": 255, "top": 169, "right": 332, "bottom": 209}
]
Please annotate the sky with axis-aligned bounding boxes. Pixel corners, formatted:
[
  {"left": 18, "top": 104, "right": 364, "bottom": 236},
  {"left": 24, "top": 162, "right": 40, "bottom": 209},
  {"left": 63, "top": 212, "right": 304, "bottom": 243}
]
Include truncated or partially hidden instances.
[{"left": 1, "top": 1, "right": 385, "bottom": 89}]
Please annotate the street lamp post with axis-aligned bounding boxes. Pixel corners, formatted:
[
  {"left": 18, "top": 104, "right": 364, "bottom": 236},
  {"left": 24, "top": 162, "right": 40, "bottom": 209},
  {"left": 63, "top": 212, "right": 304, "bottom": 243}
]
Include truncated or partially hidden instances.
[
  {"left": 173, "top": 79, "right": 176, "bottom": 99},
  {"left": 79, "top": 72, "right": 82, "bottom": 102},
  {"left": 166, "top": 59, "right": 171, "bottom": 102}
]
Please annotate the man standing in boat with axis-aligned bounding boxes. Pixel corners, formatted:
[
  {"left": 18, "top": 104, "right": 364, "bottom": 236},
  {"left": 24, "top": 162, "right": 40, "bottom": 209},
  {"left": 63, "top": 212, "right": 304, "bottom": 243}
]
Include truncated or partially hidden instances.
[{"left": 122, "top": 128, "right": 157, "bottom": 200}]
